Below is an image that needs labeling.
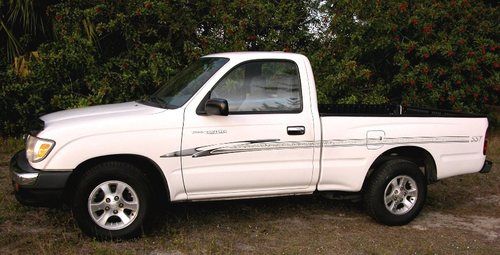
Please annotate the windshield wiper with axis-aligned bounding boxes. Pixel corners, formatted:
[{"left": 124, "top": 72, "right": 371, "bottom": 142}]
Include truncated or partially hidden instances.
[{"left": 145, "top": 95, "right": 170, "bottom": 109}]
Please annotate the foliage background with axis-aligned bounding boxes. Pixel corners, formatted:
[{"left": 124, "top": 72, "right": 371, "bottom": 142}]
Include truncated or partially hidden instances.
[{"left": 0, "top": 0, "right": 498, "bottom": 136}]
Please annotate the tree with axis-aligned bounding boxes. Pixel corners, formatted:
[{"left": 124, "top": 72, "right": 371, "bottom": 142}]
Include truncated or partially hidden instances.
[
  {"left": 1, "top": 0, "right": 320, "bottom": 135},
  {"left": 312, "top": 0, "right": 499, "bottom": 114},
  {"left": 0, "top": 0, "right": 52, "bottom": 60}
]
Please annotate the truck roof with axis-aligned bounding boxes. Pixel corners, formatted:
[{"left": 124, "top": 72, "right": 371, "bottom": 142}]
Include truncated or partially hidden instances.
[{"left": 204, "top": 51, "right": 308, "bottom": 61}]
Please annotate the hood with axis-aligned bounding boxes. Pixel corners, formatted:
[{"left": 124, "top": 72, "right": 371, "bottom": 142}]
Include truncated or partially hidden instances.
[{"left": 41, "top": 101, "right": 165, "bottom": 124}]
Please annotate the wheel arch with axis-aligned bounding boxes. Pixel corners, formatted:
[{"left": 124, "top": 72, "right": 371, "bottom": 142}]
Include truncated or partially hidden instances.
[
  {"left": 362, "top": 146, "right": 437, "bottom": 190},
  {"left": 63, "top": 154, "right": 170, "bottom": 205}
]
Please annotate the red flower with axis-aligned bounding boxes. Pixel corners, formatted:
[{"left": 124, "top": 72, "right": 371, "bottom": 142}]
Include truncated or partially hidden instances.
[
  {"left": 483, "top": 96, "right": 488, "bottom": 103},
  {"left": 447, "top": 50, "right": 455, "bottom": 57},
  {"left": 410, "top": 18, "right": 419, "bottom": 25},
  {"left": 409, "top": 79, "right": 416, "bottom": 86},
  {"left": 467, "top": 51, "right": 475, "bottom": 57},
  {"left": 477, "top": 75, "right": 483, "bottom": 81},
  {"left": 422, "top": 66, "right": 429, "bottom": 74},
  {"left": 423, "top": 53, "right": 429, "bottom": 59},
  {"left": 473, "top": 93, "right": 479, "bottom": 99},
  {"left": 458, "top": 39, "right": 465, "bottom": 45},
  {"left": 393, "top": 35, "right": 400, "bottom": 41},
  {"left": 422, "top": 24, "right": 433, "bottom": 35},
  {"left": 481, "top": 46, "right": 486, "bottom": 55},
  {"left": 493, "top": 62, "right": 500, "bottom": 69},
  {"left": 247, "top": 35, "right": 257, "bottom": 41},
  {"left": 450, "top": 95, "right": 456, "bottom": 102},
  {"left": 144, "top": 2, "right": 152, "bottom": 9},
  {"left": 425, "top": 82, "right": 433, "bottom": 89},
  {"left": 55, "top": 15, "right": 62, "bottom": 21},
  {"left": 95, "top": 7, "right": 102, "bottom": 14},
  {"left": 456, "top": 80, "right": 462, "bottom": 86},
  {"left": 407, "top": 44, "right": 415, "bottom": 54},
  {"left": 399, "top": 3, "right": 408, "bottom": 12}
]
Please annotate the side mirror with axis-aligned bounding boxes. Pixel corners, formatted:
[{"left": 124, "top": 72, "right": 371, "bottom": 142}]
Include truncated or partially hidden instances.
[{"left": 205, "top": 98, "right": 229, "bottom": 116}]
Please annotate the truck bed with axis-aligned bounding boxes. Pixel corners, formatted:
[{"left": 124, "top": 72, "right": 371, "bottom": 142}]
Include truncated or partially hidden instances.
[
  {"left": 317, "top": 104, "right": 488, "bottom": 192},
  {"left": 318, "top": 104, "right": 485, "bottom": 118}
]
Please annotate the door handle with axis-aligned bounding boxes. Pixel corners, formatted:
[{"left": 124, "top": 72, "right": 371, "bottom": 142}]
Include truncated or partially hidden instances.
[{"left": 287, "top": 126, "right": 305, "bottom": 135}]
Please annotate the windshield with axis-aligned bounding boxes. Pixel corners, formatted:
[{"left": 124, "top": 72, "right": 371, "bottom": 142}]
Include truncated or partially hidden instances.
[{"left": 144, "top": 57, "right": 229, "bottom": 109}]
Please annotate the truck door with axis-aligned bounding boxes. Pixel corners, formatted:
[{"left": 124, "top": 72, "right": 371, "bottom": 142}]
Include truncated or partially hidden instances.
[{"left": 180, "top": 60, "right": 315, "bottom": 199}]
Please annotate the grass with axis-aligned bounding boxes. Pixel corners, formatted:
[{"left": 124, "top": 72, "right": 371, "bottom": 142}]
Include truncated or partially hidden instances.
[
  {"left": 0, "top": 128, "right": 499, "bottom": 254},
  {"left": 0, "top": 138, "right": 24, "bottom": 165}
]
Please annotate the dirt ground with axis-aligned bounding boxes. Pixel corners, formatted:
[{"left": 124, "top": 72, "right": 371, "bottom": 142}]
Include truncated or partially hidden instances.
[{"left": 0, "top": 132, "right": 499, "bottom": 254}]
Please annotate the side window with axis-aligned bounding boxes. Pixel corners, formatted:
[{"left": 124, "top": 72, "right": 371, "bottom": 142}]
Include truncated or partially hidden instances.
[{"left": 211, "top": 61, "right": 302, "bottom": 113}]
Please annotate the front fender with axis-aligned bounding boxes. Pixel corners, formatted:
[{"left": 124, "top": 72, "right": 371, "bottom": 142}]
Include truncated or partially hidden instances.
[{"left": 37, "top": 129, "right": 187, "bottom": 201}]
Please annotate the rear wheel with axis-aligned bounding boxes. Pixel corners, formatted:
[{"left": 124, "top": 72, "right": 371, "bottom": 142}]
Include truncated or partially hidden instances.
[
  {"left": 72, "top": 161, "right": 153, "bottom": 239},
  {"left": 364, "top": 159, "right": 427, "bottom": 225}
]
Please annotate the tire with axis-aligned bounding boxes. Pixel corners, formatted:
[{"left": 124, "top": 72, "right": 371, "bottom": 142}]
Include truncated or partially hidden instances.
[
  {"left": 72, "top": 161, "right": 154, "bottom": 239},
  {"left": 364, "top": 159, "right": 427, "bottom": 226}
]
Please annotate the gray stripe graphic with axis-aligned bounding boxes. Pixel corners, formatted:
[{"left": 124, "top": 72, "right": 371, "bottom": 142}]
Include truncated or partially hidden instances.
[{"left": 161, "top": 136, "right": 470, "bottom": 158}]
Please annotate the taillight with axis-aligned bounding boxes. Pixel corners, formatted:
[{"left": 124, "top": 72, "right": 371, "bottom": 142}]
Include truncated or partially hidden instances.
[{"left": 483, "top": 133, "right": 488, "bottom": 155}]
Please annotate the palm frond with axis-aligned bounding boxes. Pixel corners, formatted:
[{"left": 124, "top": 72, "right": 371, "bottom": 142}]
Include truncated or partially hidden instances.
[
  {"left": 0, "top": 20, "right": 21, "bottom": 60},
  {"left": 83, "top": 18, "right": 100, "bottom": 49},
  {"left": 7, "top": 0, "right": 44, "bottom": 34}
]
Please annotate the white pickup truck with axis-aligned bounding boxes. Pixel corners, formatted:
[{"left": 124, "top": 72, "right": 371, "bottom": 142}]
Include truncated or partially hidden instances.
[{"left": 10, "top": 52, "right": 492, "bottom": 239}]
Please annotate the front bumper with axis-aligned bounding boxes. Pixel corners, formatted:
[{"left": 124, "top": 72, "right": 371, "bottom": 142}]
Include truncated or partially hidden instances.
[
  {"left": 10, "top": 150, "right": 72, "bottom": 207},
  {"left": 479, "top": 160, "right": 493, "bottom": 174}
]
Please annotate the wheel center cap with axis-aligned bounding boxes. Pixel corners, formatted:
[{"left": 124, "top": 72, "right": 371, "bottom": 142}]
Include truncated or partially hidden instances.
[
  {"left": 106, "top": 197, "right": 121, "bottom": 206},
  {"left": 393, "top": 189, "right": 405, "bottom": 200}
]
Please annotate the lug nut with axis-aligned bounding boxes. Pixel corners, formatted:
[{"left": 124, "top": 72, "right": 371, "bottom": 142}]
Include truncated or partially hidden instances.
[
  {"left": 105, "top": 206, "right": 110, "bottom": 211},
  {"left": 113, "top": 210, "right": 118, "bottom": 214},
  {"left": 119, "top": 203, "right": 124, "bottom": 208},
  {"left": 105, "top": 198, "right": 111, "bottom": 203},
  {"left": 114, "top": 196, "right": 119, "bottom": 201}
]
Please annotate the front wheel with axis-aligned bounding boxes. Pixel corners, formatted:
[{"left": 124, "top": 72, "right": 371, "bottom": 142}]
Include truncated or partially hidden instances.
[
  {"left": 364, "top": 159, "right": 427, "bottom": 226},
  {"left": 72, "top": 161, "right": 153, "bottom": 239}
]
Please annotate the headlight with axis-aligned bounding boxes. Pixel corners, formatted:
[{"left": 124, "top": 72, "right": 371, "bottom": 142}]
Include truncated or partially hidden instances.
[{"left": 26, "top": 135, "right": 55, "bottom": 163}]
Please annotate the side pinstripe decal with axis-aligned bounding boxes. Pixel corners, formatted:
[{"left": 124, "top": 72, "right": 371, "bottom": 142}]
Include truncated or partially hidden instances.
[{"left": 161, "top": 136, "right": 471, "bottom": 158}]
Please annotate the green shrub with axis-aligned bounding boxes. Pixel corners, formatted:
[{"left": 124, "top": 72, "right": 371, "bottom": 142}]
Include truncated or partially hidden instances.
[
  {"left": 0, "top": 0, "right": 498, "bottom": 136},
  {"left": 313, "top": 0, "right": 499, "bottom": 115}
]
